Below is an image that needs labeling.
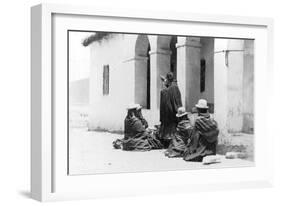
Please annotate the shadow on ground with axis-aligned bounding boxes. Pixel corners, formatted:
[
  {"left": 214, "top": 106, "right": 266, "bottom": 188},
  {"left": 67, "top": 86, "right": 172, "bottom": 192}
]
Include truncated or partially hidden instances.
[{"left": 18, "top": 190, "right": 31, "bottom": 198}]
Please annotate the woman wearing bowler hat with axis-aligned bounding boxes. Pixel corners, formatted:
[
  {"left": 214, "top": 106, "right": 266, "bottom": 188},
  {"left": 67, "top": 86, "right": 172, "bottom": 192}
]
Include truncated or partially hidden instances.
[
  {"left": 113, "top": 103, "right": 163, "bottom": 151},
  {"left": 183, "top": 99, "right": 219, "bottom": 162},
  {"left": 165, "top": 107, "right": 194, "bottom": 158}
]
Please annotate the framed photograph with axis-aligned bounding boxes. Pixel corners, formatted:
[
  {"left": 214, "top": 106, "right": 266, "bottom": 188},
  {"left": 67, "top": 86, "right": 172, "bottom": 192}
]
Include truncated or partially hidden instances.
[{"left": 31, "top": 3, "right": 274, "bottom": 201}]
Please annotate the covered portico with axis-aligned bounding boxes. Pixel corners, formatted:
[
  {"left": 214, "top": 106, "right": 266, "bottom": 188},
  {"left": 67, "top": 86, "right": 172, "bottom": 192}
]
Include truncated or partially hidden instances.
[
  {"left": 130, "top": 35, "right": 214, "bottom": 127},
  {"left": 86, "top": 33, "right": 253, "bottom": 134},
  {"left": 131, "top": 35, "right": 253, "bottom": 134}
]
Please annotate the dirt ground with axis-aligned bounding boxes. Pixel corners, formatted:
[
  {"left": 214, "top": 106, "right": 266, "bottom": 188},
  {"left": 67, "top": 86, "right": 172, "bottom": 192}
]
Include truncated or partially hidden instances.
[
  {"left": 68, "top": 128, "right": 254, "bottom": 175},
  {"left": 217, "top": 133, "right": 254, "bottom": 161},
  {"left": 68, "top": 105, "right": 254, "bottom": 175}
]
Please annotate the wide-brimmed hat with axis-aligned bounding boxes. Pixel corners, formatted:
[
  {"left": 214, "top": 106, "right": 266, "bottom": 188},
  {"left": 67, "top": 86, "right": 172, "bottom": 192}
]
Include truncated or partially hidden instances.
[
  {"left": 127, "top": 103, "right": 140, "bottom": 110},
  {"left": 195, "top": 99, "right": 209, "bottom": 109},
  {"left": 176, "top": 107, "right": 188, "bottom": 117}
]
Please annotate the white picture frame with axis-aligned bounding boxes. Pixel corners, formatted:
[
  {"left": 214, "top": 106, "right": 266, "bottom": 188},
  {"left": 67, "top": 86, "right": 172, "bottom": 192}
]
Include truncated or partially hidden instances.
[{"left": 31, "top": 3, "right": 274, "bottom": 202}]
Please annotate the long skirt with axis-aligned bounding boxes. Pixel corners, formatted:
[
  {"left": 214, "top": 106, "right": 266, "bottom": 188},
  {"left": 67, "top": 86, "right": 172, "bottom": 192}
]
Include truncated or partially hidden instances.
[
  {"left": 159, "top": 122, "right": 177, "bottom": 148},
  {"left": 183, "top": 132, "right": 217, "bottom": 162},
  {"left": 165, "top": 134, "right": 187, "bottom": 157},
  {"left": 113, "top": 133, "right": 163, "bottom": 151}
]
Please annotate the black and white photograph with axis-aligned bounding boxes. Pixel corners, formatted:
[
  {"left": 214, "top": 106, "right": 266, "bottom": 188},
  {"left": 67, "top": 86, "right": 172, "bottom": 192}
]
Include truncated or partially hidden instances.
[
  {"left": 67, "top": 31, "right": 254, "bottom": 175},
  {"left": 2, "top": 0, "right": 280, "bottom": 204}
]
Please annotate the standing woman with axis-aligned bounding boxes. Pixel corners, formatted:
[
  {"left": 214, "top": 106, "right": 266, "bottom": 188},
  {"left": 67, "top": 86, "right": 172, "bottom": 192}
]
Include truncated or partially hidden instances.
[{"left": 159, "top": 72, "right": 183, "bottom": 148}]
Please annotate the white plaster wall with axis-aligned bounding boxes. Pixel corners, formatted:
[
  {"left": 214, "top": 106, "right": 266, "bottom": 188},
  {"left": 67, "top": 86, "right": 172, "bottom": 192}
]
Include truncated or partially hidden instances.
[
  {"left": 214, "top": 39, "right": 254, "bottom": 134},
  {"left": 88, "top": 34, "right": 137, "bottom": 131},
  {"left": 88, "top": 34, "right": 161, "bottom": 131},
  {"left": 214, "top": 39, "right": 229, "bottom": 135},
  {"left": 226, "top": 40, "right": 244, "bottom": 132},
  {"left": 243, "top": 40, "right": 254, "bottom": 133}
]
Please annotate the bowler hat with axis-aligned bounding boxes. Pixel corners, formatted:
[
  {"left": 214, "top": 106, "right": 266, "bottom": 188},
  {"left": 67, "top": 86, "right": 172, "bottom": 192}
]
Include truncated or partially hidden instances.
[
  {"left": 127, "top": 103, "right": 140, "bottom": 110},
  {"left": 195, "top": 99, "right": 209, "bottom": 109},
  {"left": 176, "top": 107, "right": 188, "bottom": 117}
]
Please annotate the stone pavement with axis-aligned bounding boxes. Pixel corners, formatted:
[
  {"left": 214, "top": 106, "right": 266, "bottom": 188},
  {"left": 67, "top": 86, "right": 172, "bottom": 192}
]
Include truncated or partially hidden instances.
[{"left": 69, "top": 128, "right": 254, "bottom": 175}]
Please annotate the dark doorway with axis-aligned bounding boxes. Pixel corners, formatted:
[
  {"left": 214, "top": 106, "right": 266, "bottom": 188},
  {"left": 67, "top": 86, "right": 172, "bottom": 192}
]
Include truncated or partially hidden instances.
[
  {"left": 200, "top": 59, "right": 206, "bottom": 93},
  {"left": 146, "top": 44, "right": 151, "bottom": 109},
  {"left": 170, "top": 36, "right": 177, "bottom": 79}
]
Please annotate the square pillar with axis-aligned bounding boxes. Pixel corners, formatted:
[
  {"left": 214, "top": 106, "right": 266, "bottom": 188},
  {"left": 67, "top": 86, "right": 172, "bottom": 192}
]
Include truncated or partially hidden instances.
[
  {"left": 134, "top": 56, "right": 149, "bottom": 108},
  {"left": 214, "top": 39, "right": 245, "bottom": 134},
  {"left": 176, "top": 37, "right": 201, "bottom": 111},
  {"left": 242, "top": 40, "right": 254, "bottom": 133},
  {"left": 226, "top": 40, "right": 244, "bottom": 132},
  {"left": 149, "top": 49, "right": 171, "bottom": 110},
  {"left": 214, "top": 39, "right": 228, "bottom": 135}
]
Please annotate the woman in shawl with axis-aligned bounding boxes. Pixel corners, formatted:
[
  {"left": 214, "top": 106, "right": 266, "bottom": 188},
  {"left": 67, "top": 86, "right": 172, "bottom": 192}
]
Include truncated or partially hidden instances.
[
  {"left": 135, "top": 105, "right": 148, "bottom": 129},
  {"left": 159, "top": 72, "right": 182, "bottom": 148},
  {"left": 165, "top": 107, "right": 194, "bottom": 158},
  {"left": 113, "top": 104, "right": 163, "bottom": 151},
  {"left": 183, "top": 99, "right": 219, "bottom": 162}
]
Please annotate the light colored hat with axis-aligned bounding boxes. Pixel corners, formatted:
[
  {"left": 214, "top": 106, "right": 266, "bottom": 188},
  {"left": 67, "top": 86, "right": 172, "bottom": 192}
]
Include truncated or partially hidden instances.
[
  {"left": 136, "top": 104, "right": 142, "bottom": 110},
  {"left": 127, "top": 103, "right": 140, "bottom": 110},
  {"left": 195, "top": 99, "right": 209, "bottom": 109},
  {"left": 176, "top": 107, "right": 188, "bottom": 117}
]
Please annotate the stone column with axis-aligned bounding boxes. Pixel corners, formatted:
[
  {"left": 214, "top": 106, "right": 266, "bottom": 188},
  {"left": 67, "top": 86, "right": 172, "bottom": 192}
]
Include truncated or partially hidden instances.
[
  {"left": 176, "top": 37, "right": 201, "bottom": 111},
  {"left": 242, "top": 40, "right": 254, "bottom": 133},
  {"left": 176, "top": 37, "right": 187, "bottom": 109},
  {"left": 214, "top": 39, "right": 245, "bottom": 134},
  {"left": 122, "top": 57, "right": 139, "bottom": 105},
  {"left": 134, "top": 56, "right": 148, "bottom": 107},
  {"left": 226, "top": 40, "right": 244, "bottom": 132},
  {"left": 214, "top": 39, "right": 228, "bottom": 135},
  {"left": 149, "top": 49, "right": 171, "bottom": 109}
]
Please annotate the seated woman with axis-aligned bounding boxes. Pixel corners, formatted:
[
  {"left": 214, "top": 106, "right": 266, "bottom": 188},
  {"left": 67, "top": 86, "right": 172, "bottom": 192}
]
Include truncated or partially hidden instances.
[
  {"left": 135, "top": 104, "right": 148, "bottom": 129},
  {"left": 113, "top": 104, "right": 163, "bottom": 151},
  {"left": 183, "top": 99, "right": 219, "bottom": 162},
  {"left": 165, "top": 107, "right": 194, "bottom": 158}
]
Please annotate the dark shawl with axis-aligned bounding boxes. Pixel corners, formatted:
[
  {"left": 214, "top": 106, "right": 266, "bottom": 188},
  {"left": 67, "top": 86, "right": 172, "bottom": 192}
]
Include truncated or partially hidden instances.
[
  {"left": 183, "top": 113, "right": 219, "bottom": 162},
  {"left": 159, "top": 82, "right": 182, "bottom": 141},
  {"left": 124, "top": 116, "right": 145, "bottom": 140},
  {"left": 116, "top": 116, "right": 163, "bottom": 151},
  {"left": 139, "top": 116, "right": 148, "bottom": 129},
  {"left": 165, "top": 119, "right": 195, "bottom": 158},
  {"left": 160, "top": 82, "right": 182, "bottom": 124}
]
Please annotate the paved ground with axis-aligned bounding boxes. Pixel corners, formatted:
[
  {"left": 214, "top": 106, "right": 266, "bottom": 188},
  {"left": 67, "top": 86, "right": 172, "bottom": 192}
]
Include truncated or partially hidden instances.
[{"left": 69, "top": 128, "right": 254, "bottom": 175}]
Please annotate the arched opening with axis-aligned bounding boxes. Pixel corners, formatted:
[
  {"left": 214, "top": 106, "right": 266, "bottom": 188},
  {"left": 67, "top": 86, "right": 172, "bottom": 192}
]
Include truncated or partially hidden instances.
[
  {"left": 200, "top": 37, "right": 214, "bottom": 113},
  {"left": 154, "top": 35, "right": 178, "bottom": 108},
  {"left": 156, "top": 35, "right": 177, "bottom": 79},
  {"left": 135, "top": 35, "right": 151, "bottom": 109}
]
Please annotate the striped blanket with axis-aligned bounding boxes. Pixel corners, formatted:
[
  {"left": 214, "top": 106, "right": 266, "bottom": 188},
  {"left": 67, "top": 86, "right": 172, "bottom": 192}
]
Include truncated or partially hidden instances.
[
  {"left": 183, "top": 113, "right": 219, "bottom": 162},
  {"left": 195, "top": 113, "right": 219, "bottom": 143}
]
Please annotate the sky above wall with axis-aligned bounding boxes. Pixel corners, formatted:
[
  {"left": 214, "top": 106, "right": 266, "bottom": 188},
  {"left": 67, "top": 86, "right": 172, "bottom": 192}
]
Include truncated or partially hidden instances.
[{"left": 69, "top": 31, "right": 95, "bottom": 82}]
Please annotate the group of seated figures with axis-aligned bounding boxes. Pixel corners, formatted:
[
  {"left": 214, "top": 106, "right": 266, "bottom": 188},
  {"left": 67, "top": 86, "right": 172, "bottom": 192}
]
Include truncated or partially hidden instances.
[{"left": 113, "top": 99, "right": 219, "bottom": 162}]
